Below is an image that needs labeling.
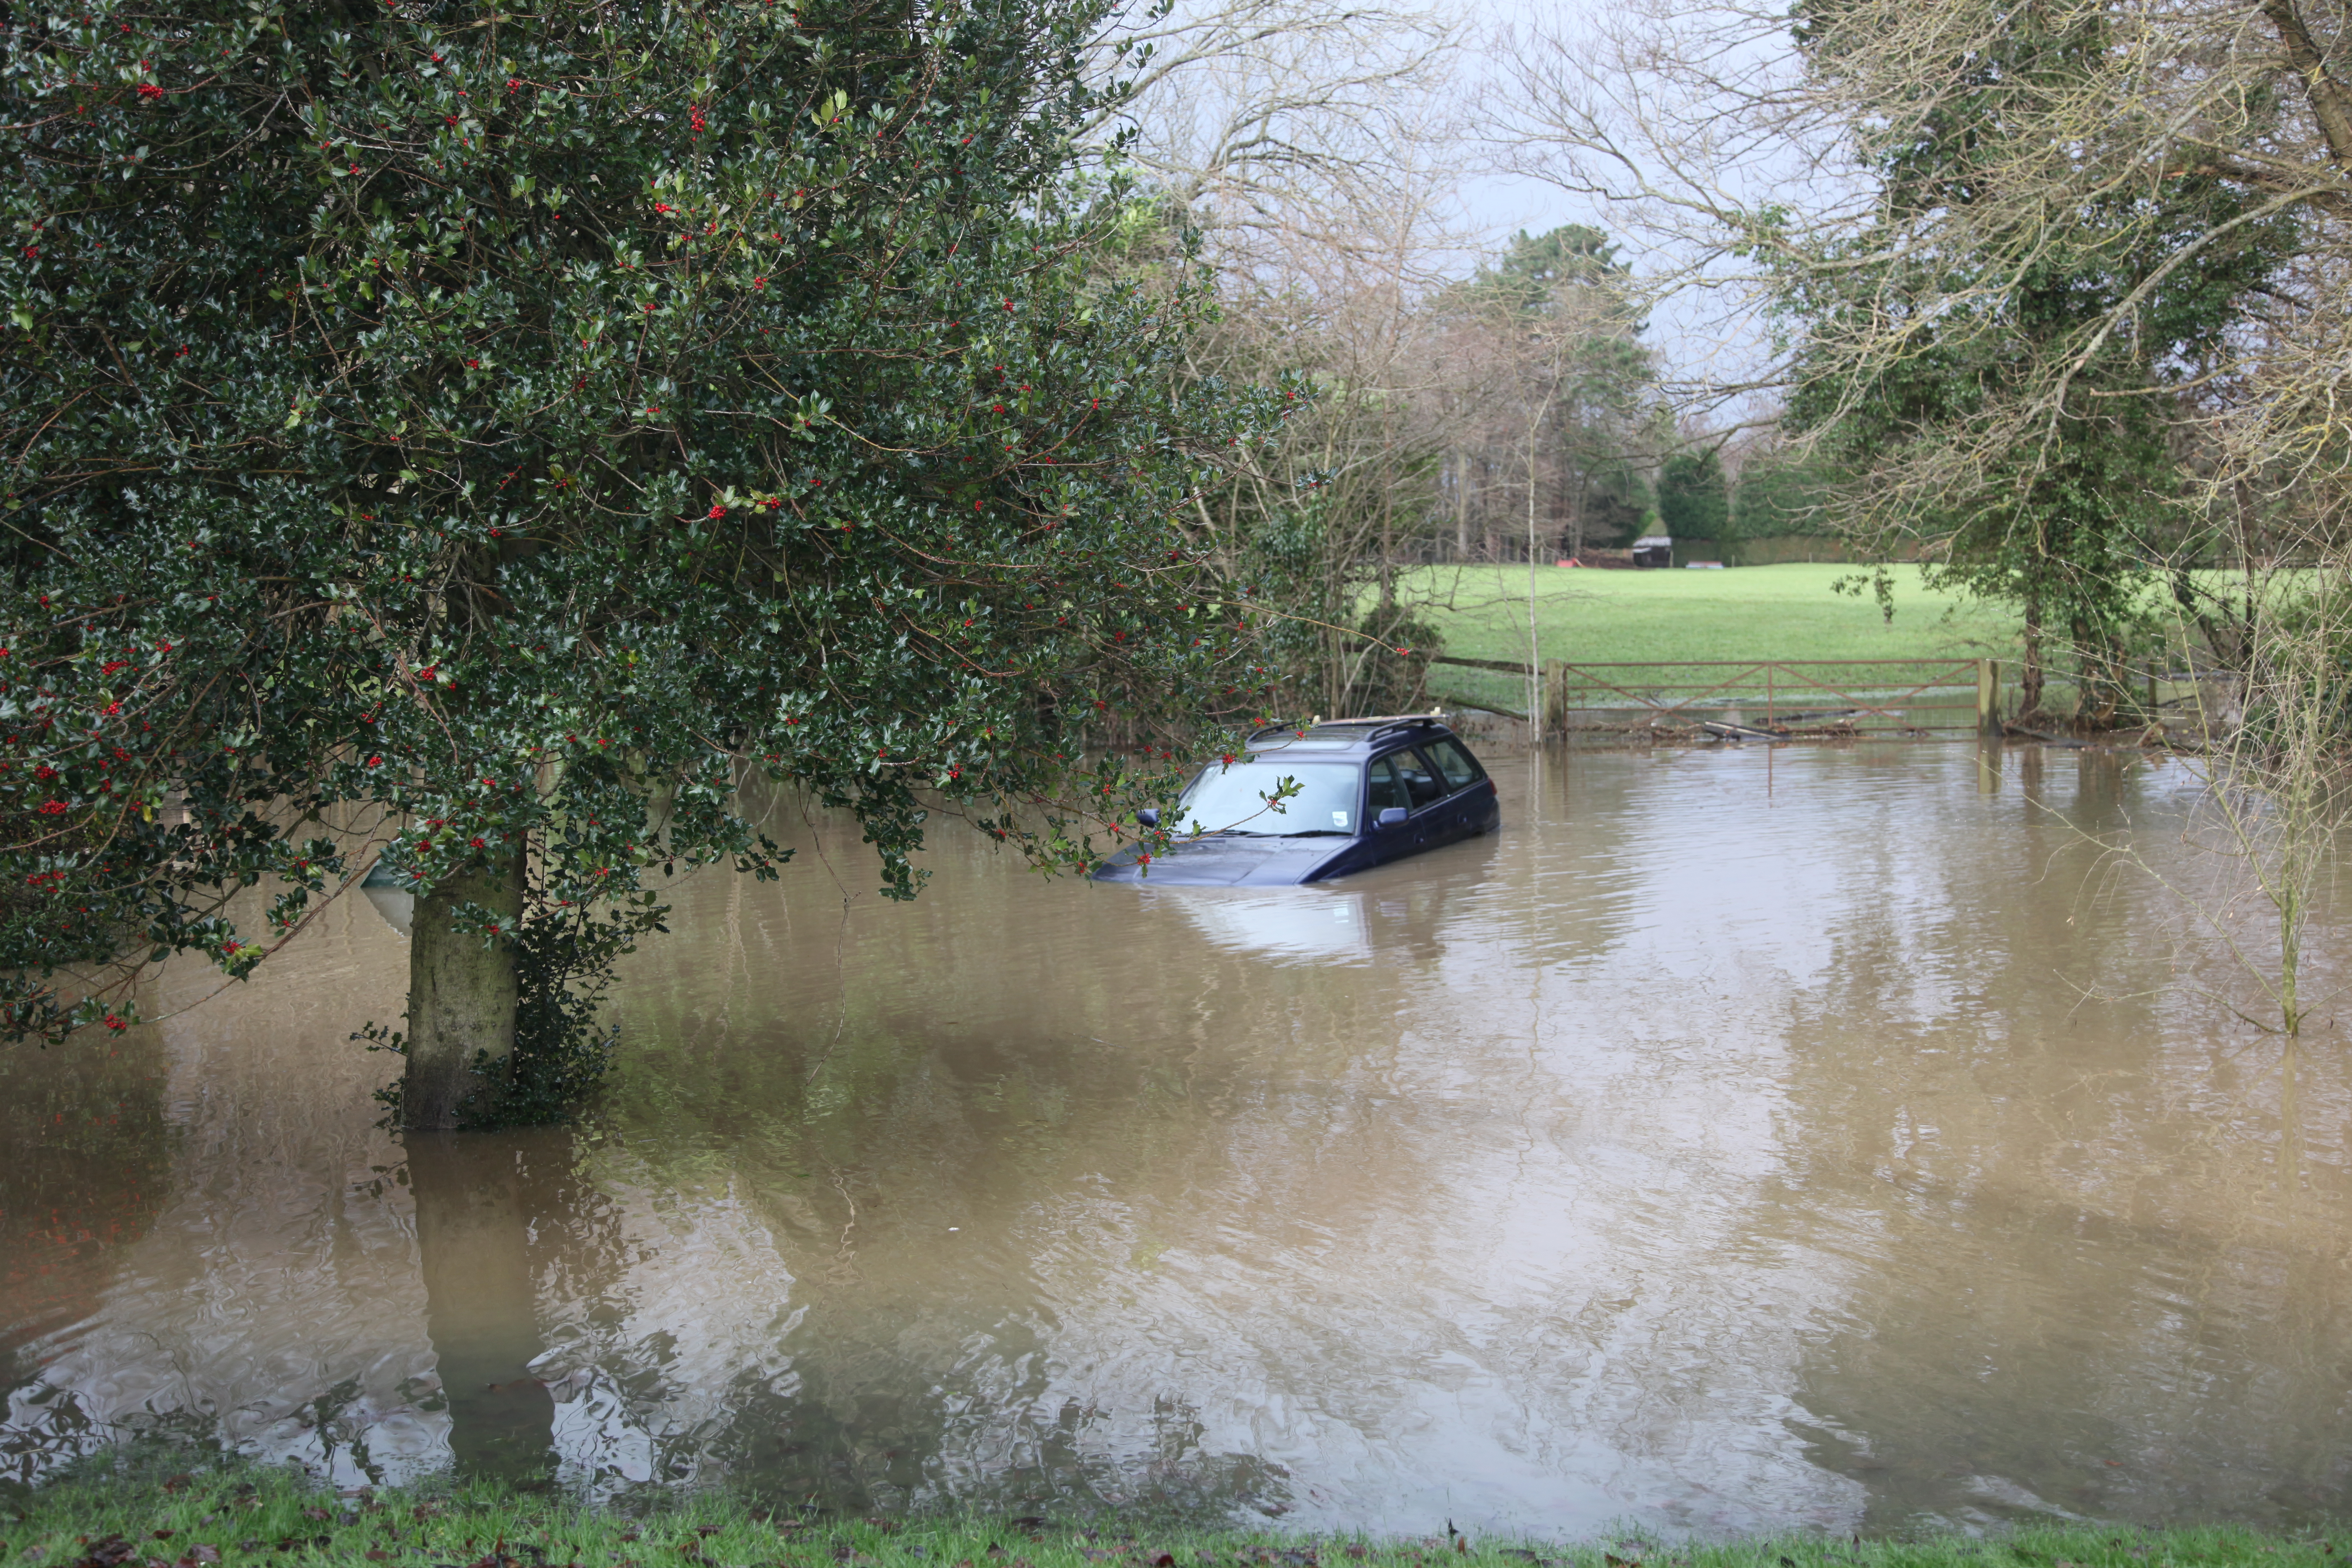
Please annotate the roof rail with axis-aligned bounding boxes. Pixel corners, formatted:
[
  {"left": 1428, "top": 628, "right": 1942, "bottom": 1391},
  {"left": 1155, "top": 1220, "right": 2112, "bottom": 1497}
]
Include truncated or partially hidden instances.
[{"left": 1245, "top": 712, "right": 1449, "bottom": 745}]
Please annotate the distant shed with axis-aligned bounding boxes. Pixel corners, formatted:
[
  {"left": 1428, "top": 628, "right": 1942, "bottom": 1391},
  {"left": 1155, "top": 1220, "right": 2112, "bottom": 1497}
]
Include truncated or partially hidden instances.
[{"left": 1631, "top": 535, "right": 1674, "bottom": 569}]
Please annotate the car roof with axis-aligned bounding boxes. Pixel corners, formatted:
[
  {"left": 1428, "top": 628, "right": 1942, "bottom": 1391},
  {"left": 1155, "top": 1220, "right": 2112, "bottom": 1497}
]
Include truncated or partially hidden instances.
[{"left": 1243, "top": 714, "right": 1462, "bottom": 758}]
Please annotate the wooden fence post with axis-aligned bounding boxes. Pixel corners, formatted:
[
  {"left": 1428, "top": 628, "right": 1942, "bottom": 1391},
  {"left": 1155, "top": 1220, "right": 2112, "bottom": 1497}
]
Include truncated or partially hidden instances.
[
  {"left": 1543, "top": 660, "right": 1567, "bottom": 739},
  {"left": 1978, "top": 659, "right": 2001, "bottom": 735}
]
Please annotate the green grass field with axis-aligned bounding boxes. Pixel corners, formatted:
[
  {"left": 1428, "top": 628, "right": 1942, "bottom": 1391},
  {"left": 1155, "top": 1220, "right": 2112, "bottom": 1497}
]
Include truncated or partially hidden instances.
[
  {"left": 6, "top": 1452, "right": 2343, "bottom": 1568},
  {"left": 1406, "top": 565, "right": 2024, "bottom": 716}
]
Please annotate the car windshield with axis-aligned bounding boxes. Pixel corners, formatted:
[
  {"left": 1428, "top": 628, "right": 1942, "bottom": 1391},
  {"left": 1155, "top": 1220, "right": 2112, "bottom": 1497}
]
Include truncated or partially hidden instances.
[{"left": 1176, "top": 760, "right": 1360, "bottom": 837}]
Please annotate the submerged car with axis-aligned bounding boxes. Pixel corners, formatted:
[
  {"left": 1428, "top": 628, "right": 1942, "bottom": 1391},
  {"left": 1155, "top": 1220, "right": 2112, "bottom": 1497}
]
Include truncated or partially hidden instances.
[{"left": 1091, "top": 716, "right": 1501, "bottom": 886}]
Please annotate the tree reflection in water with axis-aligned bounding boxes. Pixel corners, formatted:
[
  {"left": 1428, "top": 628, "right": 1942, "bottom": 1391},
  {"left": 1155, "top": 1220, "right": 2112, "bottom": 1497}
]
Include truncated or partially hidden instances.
[{"left": 405, "top": 1134, "right": 558, "bottom": 1482}]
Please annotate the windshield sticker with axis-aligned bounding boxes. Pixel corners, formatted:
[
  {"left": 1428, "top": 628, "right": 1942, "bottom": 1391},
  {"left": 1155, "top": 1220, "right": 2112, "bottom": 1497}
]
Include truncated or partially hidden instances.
[{"left": 1332, "top": 810, "right": 1349, "bottom": 827}]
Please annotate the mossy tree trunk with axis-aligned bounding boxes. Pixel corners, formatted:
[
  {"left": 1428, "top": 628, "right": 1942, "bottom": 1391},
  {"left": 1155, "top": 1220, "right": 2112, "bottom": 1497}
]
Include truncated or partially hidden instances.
[{"left": 403, "top": 846, "right": 526, "bottom": 1131}]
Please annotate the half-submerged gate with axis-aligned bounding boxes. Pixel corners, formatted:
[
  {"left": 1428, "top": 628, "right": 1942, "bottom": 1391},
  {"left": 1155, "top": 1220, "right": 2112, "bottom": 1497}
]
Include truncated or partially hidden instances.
[{"left": 1429, "top": 656, "right": 2006, "bottom": 740}]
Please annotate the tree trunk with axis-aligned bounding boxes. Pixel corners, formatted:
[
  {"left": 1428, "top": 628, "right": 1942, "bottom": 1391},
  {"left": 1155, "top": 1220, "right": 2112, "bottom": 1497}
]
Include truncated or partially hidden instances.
[
  {"left": 1378, "top": 495, "right": 1397, "bottom": 622},
  {"left": 403, "top": 846, "right": 527, "bottom": 1130},
  {"left": 2074, "top": 616, "right": 2119, "bottom": 726},
  {"left": 1455, "top": 451, "right": 1470, "bottom": 560},
  {"left": 1482, "top": 451, "right": 1497, "bottom": 562},
  {"left": 2020, "top": 593, "right": 2046, "bottom": 718}
]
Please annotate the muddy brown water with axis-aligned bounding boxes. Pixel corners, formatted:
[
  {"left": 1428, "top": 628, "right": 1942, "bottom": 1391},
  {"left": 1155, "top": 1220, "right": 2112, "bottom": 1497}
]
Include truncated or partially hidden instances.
[{"left": 6, "top": 744, "right": 2351, "bottom": 1536}]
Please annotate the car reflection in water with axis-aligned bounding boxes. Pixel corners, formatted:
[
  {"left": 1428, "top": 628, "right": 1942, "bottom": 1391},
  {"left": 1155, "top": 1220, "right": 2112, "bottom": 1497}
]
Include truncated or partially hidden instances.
[
  {"left": 1091, "top": 716, "right": 1502, "bottom": 887},
  {"left": 1141, "top": 847, "right": 1497, "bottom": 967},
  {"left": 1155, "top": 887, "right": 1377, "bottom": 963}
]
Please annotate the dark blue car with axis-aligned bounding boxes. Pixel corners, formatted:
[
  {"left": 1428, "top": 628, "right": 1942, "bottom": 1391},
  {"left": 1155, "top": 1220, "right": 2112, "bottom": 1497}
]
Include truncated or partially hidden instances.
[{"left": 1091, "top": 717, "right": 1502, "bottom": 886}]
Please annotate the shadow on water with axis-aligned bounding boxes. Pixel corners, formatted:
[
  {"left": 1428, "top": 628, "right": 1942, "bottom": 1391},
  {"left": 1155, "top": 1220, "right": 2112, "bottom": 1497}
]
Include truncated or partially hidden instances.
[
  {"left": 0, "top": 1049, "right": 170, "bottom": 1323},
  {"left": 0, "top": 1037, "right": 174, "bottom": 1447},
  {"left": 4, "top": 744, "right": 2351, "bottom": 1532}
]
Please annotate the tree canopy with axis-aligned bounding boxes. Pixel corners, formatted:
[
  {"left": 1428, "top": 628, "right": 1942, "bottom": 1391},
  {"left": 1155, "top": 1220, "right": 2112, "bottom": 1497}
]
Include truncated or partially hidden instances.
[{"left": 1, "top": 0, "right": 1283, "bottom": 1119}]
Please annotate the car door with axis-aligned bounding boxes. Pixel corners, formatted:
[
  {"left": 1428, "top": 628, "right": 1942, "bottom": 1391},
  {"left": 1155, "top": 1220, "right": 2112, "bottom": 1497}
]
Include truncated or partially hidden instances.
[
  {"left": 1394, "top": 743, "right": 1472, "bottom": 847},
  {"left": 1386, "top": 746, "right": 1452, "bottom": 852},
  {"left": 1418, "top": 736, "right": 1496, "bottom": 838},
  {"left": 1360, "top": 753, "right": 1414, "bottom": 868}
]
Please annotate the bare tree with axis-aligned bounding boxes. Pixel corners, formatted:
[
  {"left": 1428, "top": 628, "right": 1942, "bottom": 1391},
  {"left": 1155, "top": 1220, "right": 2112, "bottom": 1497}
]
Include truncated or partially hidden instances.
[
  {"left": 1495, "top": 0, "right": 2352, "bottom": 1030},
  {"left": 1082, "top": 0, "right": 1465, "bottom": 252},
  {"left": 1076, "top": 0, "right": 1673, "bottom": 718},
  {"left": 1178, "top": 153, "right": 1501, "bottom": 716},
  {"left": 1073, "top": 0, "right": 1496, "bottom": 717},
  {"left": 1492, "top": 0, "right": 2351, "bottom": 575}
]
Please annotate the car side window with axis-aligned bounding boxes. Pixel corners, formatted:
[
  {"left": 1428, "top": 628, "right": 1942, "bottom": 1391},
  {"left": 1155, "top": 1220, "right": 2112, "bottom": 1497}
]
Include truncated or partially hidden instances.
[
  {"left": 1424, "top": 738, "right": 1483, "bottom": 792},
  {"left": 1392, "top": 748, "right": 1446, "bottom": 809},
  {"left": 1364, "top": 756, "right": 1410, "bottom": 815}
]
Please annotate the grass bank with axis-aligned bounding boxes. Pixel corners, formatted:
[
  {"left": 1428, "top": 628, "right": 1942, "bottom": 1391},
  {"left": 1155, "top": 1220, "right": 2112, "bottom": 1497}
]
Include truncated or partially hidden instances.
[
  {"left": 3, "top": 1455, "right": 2339, "bottom": 1568},
  {"left": 1405, "top": 566, "right": 2020, "bottom": 717}
]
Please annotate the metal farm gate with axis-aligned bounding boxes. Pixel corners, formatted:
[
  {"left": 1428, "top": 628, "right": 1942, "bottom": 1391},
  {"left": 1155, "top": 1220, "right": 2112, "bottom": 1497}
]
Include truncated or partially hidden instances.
[{"left": 1429, "top": 656, "right": 2007, "bottom": 740}]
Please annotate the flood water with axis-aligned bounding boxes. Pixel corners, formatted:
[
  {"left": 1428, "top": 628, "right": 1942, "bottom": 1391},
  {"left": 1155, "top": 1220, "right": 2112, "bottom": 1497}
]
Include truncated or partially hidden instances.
[{"left": 6, "top": 743, "right": 2352, "bottom": 1537}]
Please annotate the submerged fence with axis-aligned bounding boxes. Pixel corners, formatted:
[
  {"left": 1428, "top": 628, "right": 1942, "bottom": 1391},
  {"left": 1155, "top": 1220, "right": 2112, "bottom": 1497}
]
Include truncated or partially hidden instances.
[{"left": 1429, "top": 656, "right": 2009, "bottom": 739}]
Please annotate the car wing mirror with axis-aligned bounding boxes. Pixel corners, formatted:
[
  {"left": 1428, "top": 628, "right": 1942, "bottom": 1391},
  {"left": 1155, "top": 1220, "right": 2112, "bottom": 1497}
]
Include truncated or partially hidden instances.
[
  {"left": 1376, "top": 806, "right": 1408, "bottom": 829},
  {"left": 1136, "top": 807, "right": 1160, "bottom": 828}
]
